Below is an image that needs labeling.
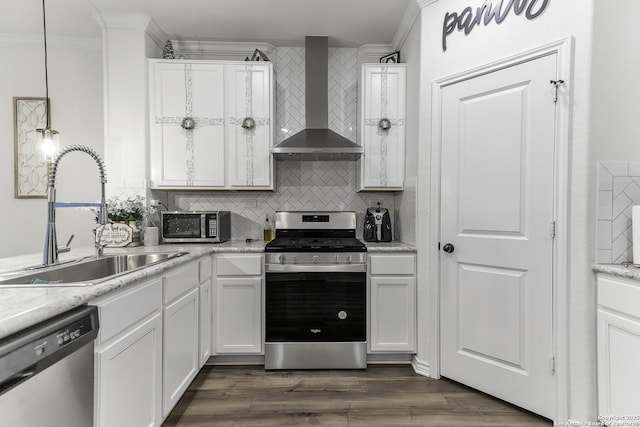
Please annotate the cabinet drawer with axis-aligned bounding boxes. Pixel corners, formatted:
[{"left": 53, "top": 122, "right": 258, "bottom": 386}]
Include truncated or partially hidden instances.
[
  {"left": 95, "top": 278, "right": 162, "bottom": 344},
  {"left": 598, "top": 275, "right": 640, "bottom": 317},
  {"left": 164, "top": 262, "right": 200, "bottom": 304},
  {"left": 370, "top": 254, "right": 415, "bottom": 276},
  {"left": 216, "top": 254, "right": 263, "bottom": 276},
  {"left": 200, "top": 256, "right": 213, "bottom": 282}
]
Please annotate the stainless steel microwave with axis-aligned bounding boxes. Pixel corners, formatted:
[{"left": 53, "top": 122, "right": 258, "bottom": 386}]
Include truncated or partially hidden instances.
[{"left": 160, "top": 211, "right": 230, "bottom": 243}]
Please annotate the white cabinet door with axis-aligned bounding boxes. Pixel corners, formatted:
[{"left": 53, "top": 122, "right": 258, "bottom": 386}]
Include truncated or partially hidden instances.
[
  {"left": 225, "top": 63, "right": 274, "bottom": 189},
  {"left": 359, "top": 64, "right": 406, "bottom": 191},
  {"left": 597, "top": 275, "right": 640, "bottom": 421},
  {"left": 199, "top": 278, "right": 212, "bottom": 367},
  {"left": 150, "top": 60, "right": 225, "bottom": 188},
  {"left": 370, "top": 276, "right": 416, "bottom": 352},
  {"left": 95, "top": 313, "right": 163, "bottom": 427},
  {"left": 368, "top": 254, "right": 416, "bottom": 353},
  {"left": 163, "top": 288, "right": 199, "bottom": 417},
  {"left": 215, "top": 276, "right": 263, "bottom": 354}
]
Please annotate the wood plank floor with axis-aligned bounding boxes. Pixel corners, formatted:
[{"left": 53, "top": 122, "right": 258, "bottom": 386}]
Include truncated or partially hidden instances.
[{"left": 163, "top": 365, "right": 552, "bottom": 427}]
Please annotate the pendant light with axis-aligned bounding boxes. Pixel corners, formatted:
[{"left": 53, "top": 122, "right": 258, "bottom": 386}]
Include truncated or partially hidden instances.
[{"left": 36, "top": 0, "right": 59, "bottom": 162}]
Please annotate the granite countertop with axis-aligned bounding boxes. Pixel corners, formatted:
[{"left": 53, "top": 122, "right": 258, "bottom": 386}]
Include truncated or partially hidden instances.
[
  {"left": 592, "top": 263, "right": 640, "bottom": 281},
  {"left": 0, "top": 239, "right": 415, "bottom": 340},
  {"left": 0, "top": 241, "right": 265, "bottom": 340},
  {"left": 364, "top": 241, "right": 416, "bottom": 252}
]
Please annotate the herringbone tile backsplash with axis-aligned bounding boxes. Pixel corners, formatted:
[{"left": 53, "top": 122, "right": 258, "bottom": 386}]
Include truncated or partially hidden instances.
[
  {"left": 597, "top": 162, "right": 640, "bottom": 263},
  {"left": 160, "top": 47, "right": 400, "bottom": 241}
]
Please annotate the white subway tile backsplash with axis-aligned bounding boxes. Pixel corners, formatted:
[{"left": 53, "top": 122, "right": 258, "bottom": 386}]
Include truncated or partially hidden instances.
[
  {"left": 596, "top": 162, "right": 640, "bottom": 263},
  {"left": 598, "top": 191, "right": 613, "bottom": 221},
  {"left": 597, "top": 221, "right": 612, "bottom": 250}
]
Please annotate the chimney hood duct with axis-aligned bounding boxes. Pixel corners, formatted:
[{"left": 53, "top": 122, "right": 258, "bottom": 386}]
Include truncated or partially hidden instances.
[{"left": 271, "top": 36, "right": 363, "bottom": 161}]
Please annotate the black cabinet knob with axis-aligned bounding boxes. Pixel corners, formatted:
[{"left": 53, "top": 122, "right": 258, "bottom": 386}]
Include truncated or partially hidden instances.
[{"left": 442, "top": 243, "right": 455, "bottom": 253}]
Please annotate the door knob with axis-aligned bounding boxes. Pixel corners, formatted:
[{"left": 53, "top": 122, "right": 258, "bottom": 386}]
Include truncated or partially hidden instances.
[{"left": 442, "top": 243, "right": 455, "bottom": 253}]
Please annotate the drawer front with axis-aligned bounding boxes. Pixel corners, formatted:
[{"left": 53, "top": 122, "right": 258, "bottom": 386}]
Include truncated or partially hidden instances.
[
  {"left": 370, "top": 254, "right": 416, "bottom": 276},
  {"left": 199, "top": 256, "right": 213, "bottom": 282},
  {"left": 164, "top": 261, "right": 200, "bottom": 303},
  {"left": 598, "top": 275, "right": 640, "bottom": 317},
  {"left": 96, "top": 278, "right": 162, "bottom": 344},
  {"left": 216, "top": 254, "right": 263, "bottom": 276}
]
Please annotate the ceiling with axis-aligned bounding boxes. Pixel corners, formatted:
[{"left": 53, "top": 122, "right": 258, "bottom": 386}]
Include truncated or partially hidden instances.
[{"left": 3, "top": 0, "right": 414, "bottom": 47}]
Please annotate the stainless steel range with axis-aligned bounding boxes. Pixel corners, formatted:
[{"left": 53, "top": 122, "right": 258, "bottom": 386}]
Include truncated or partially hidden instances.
[{"left": 264, "top": 211, "right": 367, "bottom": 370}]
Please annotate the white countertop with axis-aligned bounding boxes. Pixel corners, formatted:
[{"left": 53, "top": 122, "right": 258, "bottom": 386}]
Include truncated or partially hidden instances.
[
  {"left": 0, "top": 239, "right": 415, "bottom": 340},
  {"left": 593, "top": 263, "right": 640, "bottom": 281}
]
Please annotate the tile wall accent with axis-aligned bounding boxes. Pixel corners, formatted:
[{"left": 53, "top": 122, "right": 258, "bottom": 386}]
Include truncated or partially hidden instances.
[
  {"left": 159, "top": 47, "right": 396, "bottom": 241},
  {"left": 328, "top": 48, "right": 357, "bottom": 142},
  {"left": 275, "top": 47, "right": 305, "bottom": 143},
  {"left": 597, "top": 162, "right": 640, "bottom": 263},
  {"left": 170, "top": 161, "right": 394, "bottom": 240}
]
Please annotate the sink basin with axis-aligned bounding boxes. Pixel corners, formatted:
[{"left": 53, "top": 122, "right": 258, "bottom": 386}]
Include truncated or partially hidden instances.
[{"left": 0, "top": 252, "right": 189, "bottom": 287}]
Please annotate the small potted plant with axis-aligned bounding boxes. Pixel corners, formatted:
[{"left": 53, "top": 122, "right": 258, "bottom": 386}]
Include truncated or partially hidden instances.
[{"left": 99, "top": 195, "right": 147, "bottom": 246}]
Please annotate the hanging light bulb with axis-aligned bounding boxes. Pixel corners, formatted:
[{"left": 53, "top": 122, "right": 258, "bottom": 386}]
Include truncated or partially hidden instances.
[{"left": 36, "top": 0, "right": 59, "bottom": 162}]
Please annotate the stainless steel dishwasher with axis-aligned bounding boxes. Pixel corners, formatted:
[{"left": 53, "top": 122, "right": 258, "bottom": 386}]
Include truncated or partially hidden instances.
[{"left": 0, "top": 305, "right": 99, "bottom": 426}]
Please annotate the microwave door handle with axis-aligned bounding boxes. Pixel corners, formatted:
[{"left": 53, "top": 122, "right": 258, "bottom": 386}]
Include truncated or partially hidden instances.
[{"left": 201, "top": 214, "right": 207, "bottom": 238}]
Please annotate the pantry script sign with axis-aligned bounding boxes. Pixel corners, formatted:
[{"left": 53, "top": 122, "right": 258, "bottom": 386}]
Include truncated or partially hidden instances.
[{"left": 442, "top": 0, "right": 551, "bottom": 51}]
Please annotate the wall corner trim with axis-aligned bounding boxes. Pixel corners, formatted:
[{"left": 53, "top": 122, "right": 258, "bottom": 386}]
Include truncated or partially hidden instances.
[{"left": 417, "top": 0, "right": 439, "bottom": 9}]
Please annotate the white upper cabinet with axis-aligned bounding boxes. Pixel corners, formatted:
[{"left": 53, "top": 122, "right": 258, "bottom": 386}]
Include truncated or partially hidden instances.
[
  {"left": 358, "top": 64, "right": 406, "bottom": 191},
  {"left": 149, "top": 60, "right": 274, "bottom": 190},
  {"left": 225, "top": 63, "right": 274, "bottom": 189}
]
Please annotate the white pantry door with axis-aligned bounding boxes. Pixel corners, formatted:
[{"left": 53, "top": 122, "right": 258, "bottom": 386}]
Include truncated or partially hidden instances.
[{"left": 440, "top": 53, "right": 557, "bottom": 418}]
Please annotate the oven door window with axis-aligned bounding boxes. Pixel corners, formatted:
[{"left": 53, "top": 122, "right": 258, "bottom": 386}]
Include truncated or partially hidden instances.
[{"left": 266, "top": 272, "right": 366, "bottom": 342}]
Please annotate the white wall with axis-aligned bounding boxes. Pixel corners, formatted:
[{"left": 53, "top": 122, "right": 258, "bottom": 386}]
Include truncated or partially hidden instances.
[
  {"left": 415, "top": 0, "right": 595, "bottom": 422},
  {"left": 0, "top": 37, "right": 103, "bottom": 258},
  {"left": 591, "top": 0, "right": 640, "bottom": 163},
  {"left": 395, "top": 10, "right": 420, "bottom": 246}
]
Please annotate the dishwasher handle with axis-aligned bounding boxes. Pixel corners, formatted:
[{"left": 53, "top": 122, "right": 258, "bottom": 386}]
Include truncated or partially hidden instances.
[{"left": 0, "top": 367, "right": 36, "bottom": 394}]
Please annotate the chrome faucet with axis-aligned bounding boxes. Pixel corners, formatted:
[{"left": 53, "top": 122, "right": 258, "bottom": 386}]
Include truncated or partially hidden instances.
[{"left": 43, "top": 145, "right": 108, "bottom": 266}]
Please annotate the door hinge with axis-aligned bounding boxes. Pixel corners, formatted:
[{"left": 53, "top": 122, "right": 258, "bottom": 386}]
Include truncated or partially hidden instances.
[
  {"left": 550, "top": 221, "right": 556, "bottom": 239},
  {"left": 550, "top": 79, "right": 564, "bottom": 103},
  {"left": 551, "top": 356, "right": 556, "bottom": 374}
]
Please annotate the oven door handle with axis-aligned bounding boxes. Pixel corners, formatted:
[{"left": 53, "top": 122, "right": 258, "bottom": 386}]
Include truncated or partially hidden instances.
[{"left": 265, "top": 264, "right": 366, "bottom": 273}]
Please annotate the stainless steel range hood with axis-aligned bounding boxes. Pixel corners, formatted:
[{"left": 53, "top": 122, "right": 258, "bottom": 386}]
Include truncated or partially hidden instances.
[{"left": 271, "top": 36, "right": 363, "bottom": 161}]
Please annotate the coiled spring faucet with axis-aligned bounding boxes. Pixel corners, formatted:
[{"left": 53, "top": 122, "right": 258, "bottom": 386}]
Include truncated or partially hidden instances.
[{"left": 43, "top": 145, "right": 108, "bottom": 266}]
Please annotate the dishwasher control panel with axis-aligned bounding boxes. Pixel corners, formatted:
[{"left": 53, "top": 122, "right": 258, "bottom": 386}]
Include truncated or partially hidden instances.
[{"left": 0, "top": 305, "right": 98, "bottom": 394}]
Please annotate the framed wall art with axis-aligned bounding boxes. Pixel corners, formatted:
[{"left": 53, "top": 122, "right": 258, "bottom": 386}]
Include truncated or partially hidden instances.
[
  {"left": 13, "top": 97, "right": 49, "bottom": 198},
  {"left": 380, "top": 51, "right": 400, "bottom": 64}
]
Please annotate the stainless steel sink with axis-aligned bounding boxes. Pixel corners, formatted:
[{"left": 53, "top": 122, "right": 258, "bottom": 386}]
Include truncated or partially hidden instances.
[{"left": 0, "top": 252, "right": 189, "bottom": 287}]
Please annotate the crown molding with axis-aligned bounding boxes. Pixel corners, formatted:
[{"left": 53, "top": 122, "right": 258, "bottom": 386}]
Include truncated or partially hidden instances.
[
  {"left": 357, "top": 43, "right": 394, "bottom": 64},
  {"left": 392, "top": 0, "right": 421, "bottom": 50},
  {"left": 0, "top": 34, "right": 101, "bottom": 51},
  {"left": 170, "top": 40, "right": 276, "bottom": 61},
  {"left": 145, "top": 19, "right": 168, "bottom": 50},
  {"left": 417, "top": 0, "right": 439, "bottom": 8}
]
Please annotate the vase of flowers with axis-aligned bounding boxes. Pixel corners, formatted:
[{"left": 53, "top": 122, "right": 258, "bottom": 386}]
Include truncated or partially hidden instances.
[{"left": 104, "top": 195, "right": 146, "bottom": 246}]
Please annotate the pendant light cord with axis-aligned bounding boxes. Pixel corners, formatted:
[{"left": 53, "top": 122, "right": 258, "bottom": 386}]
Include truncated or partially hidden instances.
[{"left": 42, "top": 0, "right": 50, "bottom": 128}]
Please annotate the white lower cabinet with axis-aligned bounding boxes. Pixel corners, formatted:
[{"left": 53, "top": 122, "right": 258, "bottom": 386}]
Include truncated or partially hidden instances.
[
  {"left": 93, "top": 279, "right": 163, "bottom": 427},
  {"left": 368, "top": 253, "right": 416, "bottom": 353},
  {"left": 198, "top": 256, "right": 213, "bottom": 367},
  {"left": 597, "top": 274, "right": 640, "bottom": 422},
  {"left": 199, "top": 279, "right": 212, "bottom": 366},
  {"left": 214, "top": 254, "right": 263, "bottom": 354},
  {"left": 162, "top": 262, "right": 200, "bottom": 417},
  {"left": 93, "top": 255, "right": 212, "bottom": 426}
]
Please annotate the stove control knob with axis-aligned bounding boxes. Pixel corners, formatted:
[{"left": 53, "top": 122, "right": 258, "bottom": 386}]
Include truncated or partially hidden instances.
[
  {"left": 313, "top": 255, "right": 320, "bottom": 264},
  {"left": 334, "top": 254, "right": 339, "bottom": 263},
  {"left": 346, "top": 254, "right": 352, "bottom": 263},
  {"left": 279, "top": 254, "right": 286, "bottom": 264},
  {"left": 292, "top": 254, "right": 298, "bottom": 264}
]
